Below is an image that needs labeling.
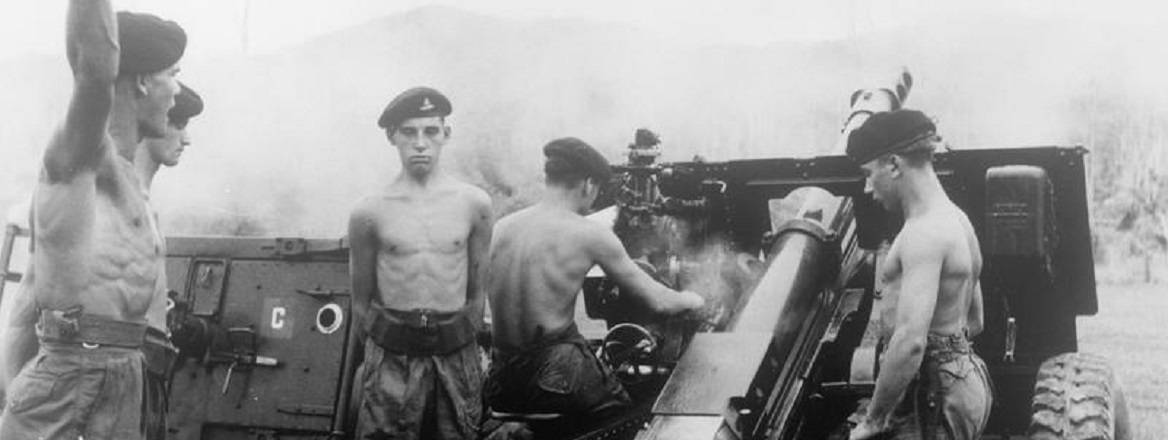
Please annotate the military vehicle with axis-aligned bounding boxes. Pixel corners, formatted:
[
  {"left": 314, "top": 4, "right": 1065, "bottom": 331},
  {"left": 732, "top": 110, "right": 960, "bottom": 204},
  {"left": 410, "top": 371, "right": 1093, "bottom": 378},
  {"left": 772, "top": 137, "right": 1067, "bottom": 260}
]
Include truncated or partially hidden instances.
[{"left": 0, "top": 71, "right": 1127, "bottom": 439}]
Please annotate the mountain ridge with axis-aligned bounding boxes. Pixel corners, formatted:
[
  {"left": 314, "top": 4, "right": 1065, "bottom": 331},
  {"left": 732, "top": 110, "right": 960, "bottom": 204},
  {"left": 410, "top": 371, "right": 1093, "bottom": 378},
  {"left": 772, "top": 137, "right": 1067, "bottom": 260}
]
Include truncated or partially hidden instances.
[{"left": 0, "top": 6, "right": 1160, "bottom": 235}]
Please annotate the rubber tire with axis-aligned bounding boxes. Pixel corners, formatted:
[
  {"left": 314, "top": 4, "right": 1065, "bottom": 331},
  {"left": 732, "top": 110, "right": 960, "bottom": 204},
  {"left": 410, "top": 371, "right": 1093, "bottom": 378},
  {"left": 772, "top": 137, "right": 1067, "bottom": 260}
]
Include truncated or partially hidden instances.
[{"left": 1028, "top": 352, "right": 1131, "bottom": 440}]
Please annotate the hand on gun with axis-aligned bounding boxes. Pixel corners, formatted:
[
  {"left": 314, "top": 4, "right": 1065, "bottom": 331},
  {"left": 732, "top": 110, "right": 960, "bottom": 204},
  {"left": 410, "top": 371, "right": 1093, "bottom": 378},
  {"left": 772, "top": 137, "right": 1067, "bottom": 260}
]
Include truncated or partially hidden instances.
[
  {"left": 678, "top": 290, "right": 705, "bottom": 310},
  {"left": 679, "top": 290, "right": 725, "bottom": 328}
]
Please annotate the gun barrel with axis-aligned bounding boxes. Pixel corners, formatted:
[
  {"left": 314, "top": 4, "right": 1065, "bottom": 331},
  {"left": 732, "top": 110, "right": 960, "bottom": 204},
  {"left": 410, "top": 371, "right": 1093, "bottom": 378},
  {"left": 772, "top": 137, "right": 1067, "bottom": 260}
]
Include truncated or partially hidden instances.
[
  {"left": 730, "top": 194, "right": 842, "bottom": 334},
  {"left": 635, "top": 70, "right": 911, "bottom": 440}
]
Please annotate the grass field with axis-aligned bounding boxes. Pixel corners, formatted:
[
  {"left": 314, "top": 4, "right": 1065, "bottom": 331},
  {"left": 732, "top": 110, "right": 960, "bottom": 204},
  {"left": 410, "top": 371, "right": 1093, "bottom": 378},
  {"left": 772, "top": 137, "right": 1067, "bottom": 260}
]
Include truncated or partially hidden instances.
[{"left": 1078, "top": 281, "right": 1168, "bottom": 440}]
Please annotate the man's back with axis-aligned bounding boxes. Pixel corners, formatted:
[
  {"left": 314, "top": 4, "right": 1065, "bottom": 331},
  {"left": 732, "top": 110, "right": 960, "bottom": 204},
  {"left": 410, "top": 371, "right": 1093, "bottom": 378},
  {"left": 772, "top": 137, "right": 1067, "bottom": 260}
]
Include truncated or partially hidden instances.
[
  {"left": 480, "top": 137, "right": 703, "bottom": 439},
  {"left": 487, "top": 205, "right": 600, "bottom": 349}
]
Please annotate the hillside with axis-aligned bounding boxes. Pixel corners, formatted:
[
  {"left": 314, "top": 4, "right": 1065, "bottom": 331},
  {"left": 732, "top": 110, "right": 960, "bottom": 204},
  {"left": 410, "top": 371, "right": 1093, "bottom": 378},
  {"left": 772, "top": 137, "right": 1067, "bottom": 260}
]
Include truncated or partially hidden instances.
[{"left": 0, "top": 6, "right": 1163, "bottom": 236}]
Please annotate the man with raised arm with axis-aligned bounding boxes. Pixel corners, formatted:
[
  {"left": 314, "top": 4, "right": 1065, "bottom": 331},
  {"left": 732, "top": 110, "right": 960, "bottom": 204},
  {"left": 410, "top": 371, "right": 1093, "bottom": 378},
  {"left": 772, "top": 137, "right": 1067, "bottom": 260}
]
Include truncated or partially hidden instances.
[
  {"left": 348, "top": 87, "right": 493, "bottom": 439},
  {"left": 483, "top": 138, "right": 705, "bottom": 437},
  {"left": 846, "top": 110, "right": 992, "bottom": 440},
  {"left": 0, "top": 82, "right": 202, "bottom": 440},
  {"left": 0, "top": 2, "right": 185, "bottom": 439}
]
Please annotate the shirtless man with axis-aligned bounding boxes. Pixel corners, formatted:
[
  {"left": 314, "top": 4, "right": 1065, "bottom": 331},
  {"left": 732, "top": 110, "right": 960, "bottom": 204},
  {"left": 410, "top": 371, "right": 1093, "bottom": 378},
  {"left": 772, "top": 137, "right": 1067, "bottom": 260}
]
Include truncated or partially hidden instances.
[
  {"left": 0, "top": 82, "right": 202, "bottom": 440},
  {"left": 0, "top": 2, "right": 185, "bottom": 439},
  {"left": 134, "top": 82, "right": 202, "bottom": 440},
  {"left": 484, "top": 137, "right": 705, "bottom": 437},
  {"left": 348, "top": 87, "right": 493, "bottom": 439},
  {"left": 845, "top": 110, "right": 993, "bottom": 440},
  {"left": 136, "top": 82, "right": 202, "bottom": 188}
]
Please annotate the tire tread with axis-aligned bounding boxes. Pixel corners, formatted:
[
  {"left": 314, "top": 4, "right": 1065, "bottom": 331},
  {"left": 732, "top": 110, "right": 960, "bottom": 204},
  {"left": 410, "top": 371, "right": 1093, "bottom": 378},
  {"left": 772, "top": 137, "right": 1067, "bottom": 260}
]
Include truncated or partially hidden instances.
[{"left": 1027, "top": 352, "right": 1125, "bottom": 440}]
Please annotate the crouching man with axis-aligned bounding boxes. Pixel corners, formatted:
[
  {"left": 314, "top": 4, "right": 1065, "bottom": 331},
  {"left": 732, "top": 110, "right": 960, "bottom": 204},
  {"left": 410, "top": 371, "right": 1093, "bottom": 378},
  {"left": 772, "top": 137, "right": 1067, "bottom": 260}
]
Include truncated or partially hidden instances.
[{"left": 483, "top": 138, "right": 705, "bottom": 438}]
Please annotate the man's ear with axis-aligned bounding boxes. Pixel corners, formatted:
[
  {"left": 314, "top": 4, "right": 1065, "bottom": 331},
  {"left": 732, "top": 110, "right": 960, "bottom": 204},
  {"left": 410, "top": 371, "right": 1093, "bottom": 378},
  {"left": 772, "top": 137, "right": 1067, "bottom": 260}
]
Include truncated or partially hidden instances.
[
  {"left": 443, "top": 125, "right": 452, "bottom": 138},
  {"left": 888, "top": 155, "right": 902, "bottom": 177},
  {"left": 581, "top": 178, "right": 595, "bottom": 196},
  {"left": 134, "top": 74, "right": 150, "bottom": 97}
]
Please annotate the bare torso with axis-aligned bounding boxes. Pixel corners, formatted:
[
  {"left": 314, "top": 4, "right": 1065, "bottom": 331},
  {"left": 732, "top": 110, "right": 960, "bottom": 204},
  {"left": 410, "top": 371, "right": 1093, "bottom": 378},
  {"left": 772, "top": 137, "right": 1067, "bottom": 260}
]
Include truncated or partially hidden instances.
[
  {"left": 877, "top": 203, "right": 982, "bottom": 339},
  {"left": 33, "top": 135, "right": 166, "bottom": 324},
  {"left": 362, "top": 178, "right": 482, "bottom": 311},
  {"left": 487, "top": 206, "right": 602, "bottom": 348}
]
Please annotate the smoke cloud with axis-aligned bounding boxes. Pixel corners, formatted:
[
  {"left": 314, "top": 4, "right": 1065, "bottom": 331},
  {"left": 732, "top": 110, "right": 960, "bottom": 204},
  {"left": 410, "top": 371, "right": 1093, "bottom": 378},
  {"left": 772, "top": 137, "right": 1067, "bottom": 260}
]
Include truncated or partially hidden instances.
[{"left": 2, "top": 7, "right": 1166, "bottom": 239}]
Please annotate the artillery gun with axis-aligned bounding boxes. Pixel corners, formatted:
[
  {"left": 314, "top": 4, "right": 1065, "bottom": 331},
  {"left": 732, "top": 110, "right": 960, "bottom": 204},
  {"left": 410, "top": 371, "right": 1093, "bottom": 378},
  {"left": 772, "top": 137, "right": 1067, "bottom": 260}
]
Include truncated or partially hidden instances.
[
  {"left": 0, "top": 71, "right": 1126, "bottom": 439},
  {"left": 575, "top": 71, "right": 1128, "bottom": 440}
]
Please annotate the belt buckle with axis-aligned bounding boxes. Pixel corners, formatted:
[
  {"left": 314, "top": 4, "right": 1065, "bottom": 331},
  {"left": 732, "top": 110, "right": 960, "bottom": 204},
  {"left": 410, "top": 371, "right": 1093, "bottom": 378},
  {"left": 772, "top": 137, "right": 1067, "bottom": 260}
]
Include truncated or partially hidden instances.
[
  {"left": 49, "top": 310, "right": 82, "bottom": 339},
  {"left": 82, "top": 342, "right": 100, "bottom": 349}
]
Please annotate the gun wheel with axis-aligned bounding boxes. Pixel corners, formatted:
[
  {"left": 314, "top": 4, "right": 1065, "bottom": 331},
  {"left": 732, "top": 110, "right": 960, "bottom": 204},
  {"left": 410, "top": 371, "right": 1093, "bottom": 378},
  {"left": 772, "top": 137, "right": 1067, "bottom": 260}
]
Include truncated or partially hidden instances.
[{"left": 1028, "top": 352, "right": 1130, "bottom": 440}]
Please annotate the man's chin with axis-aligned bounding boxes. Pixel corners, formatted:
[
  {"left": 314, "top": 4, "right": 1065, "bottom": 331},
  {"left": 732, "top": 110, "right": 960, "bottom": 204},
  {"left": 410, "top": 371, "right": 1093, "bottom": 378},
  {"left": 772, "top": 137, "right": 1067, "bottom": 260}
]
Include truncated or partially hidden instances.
[{"left": 406, "top": 164, "right": 433, "bottom": 176}]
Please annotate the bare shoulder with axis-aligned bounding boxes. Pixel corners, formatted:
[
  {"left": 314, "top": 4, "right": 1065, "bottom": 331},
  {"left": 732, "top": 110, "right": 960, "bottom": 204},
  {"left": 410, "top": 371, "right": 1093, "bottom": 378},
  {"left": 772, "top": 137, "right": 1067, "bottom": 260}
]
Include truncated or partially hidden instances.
[
  {"left": 347, "top": 195, "right": 384, "bottom": 234},
  {"left": 348, "top": 195, "right": 379, "bottom": 219},
  {"left": 448, "top": 180, "right": 491, "bottom": 209},
  {"left": 491, "top": 206, "right": 530, "bottom": 236},
  {"left": 951, "top": 206, "right": 980, "bottom": 245},
  {"left": 576, "top": 216, "right": 621, "bottom": 256},
  {"left": 452, "top": 180, "right": 490, "bottom": 200},
  {"left": 895, "top": 220, "right": 952, "bottom": 262},
  {"left": 496, "top": 206, "right": 525, "bottom": 224}
]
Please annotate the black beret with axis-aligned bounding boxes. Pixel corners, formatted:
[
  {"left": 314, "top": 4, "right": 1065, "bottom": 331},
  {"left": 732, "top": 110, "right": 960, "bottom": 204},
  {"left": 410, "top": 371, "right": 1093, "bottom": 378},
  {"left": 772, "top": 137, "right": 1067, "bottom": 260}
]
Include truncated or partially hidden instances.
[
  {"left": 543, "top": 137, "right": 612, "bottom": 183},
  {"left": 169, "top": 82, "right": 203, "bottom": 125},
  {"left": 377, "top": 87, "right": 452, "bottom": 129},
  {"left": 117, "top": 11, "right": 186, "bottom": 76},
  {"left": 846, "top": 109, "right": 936, "bottom": 164}
]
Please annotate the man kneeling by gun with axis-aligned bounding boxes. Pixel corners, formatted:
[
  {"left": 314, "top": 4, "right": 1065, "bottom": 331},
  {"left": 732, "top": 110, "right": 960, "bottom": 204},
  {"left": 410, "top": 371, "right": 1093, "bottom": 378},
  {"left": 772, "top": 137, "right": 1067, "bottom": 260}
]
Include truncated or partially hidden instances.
[{"left": 483, "top": 137, "right": 706, "bottom": 439}]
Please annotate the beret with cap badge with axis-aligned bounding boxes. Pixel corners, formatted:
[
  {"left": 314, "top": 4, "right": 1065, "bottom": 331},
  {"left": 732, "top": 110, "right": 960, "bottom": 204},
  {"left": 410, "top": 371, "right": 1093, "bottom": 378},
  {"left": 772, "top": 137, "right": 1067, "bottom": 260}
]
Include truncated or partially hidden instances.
[{"left": 377, "top": 87, "right": 452, "bottom": 129}]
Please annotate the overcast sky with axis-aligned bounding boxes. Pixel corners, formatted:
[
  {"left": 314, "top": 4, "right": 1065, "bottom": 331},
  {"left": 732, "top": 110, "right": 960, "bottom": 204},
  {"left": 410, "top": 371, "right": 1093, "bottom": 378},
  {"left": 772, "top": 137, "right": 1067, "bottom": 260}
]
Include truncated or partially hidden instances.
[{"left": 3, "top": 0, "right": 1166, "bottom": 63}]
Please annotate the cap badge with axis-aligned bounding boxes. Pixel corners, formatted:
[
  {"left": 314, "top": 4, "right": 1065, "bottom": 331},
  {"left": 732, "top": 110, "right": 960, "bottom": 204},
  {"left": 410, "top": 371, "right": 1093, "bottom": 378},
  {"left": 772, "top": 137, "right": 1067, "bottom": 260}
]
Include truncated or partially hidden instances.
[{"left": 420, "top": 98, "right": 435, "bottom": 111}]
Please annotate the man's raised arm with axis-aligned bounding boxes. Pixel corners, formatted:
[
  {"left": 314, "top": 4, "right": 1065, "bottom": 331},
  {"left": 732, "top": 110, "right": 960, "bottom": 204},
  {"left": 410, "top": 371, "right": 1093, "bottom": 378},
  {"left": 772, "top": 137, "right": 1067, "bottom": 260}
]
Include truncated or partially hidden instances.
[
  {"left": 590, "top": 225, "right": 703, "bottom": 315},
  {"left": 47, "top": 0, "right": 118, "bottom": 182}
]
